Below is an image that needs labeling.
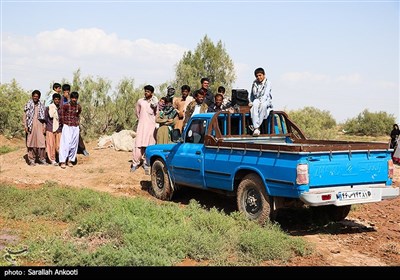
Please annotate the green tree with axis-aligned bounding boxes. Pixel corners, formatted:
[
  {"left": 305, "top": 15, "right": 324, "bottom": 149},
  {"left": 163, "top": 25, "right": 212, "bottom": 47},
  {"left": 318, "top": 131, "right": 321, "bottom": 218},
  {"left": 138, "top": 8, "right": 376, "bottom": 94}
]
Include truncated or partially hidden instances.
[
  {"left": 0, "top": 80, "right": 30, "bottom": 137},
  {"left": 342, "top": 109, "right": 395, "bottom": 136},
  {"left": 69, "top": 69, "right": 150, "bottom": 136},
  {"left": 173, "top": 35, "right": 236, "bottom": 94},
  {"left": 286, "top": 107, "right": 337, "bottom": 139},
  {"left": 113, "top": 78, "right": 143, "bottom": 131},
  {"left": 70, "top": 69, "right": 113, "bottom": 138}
]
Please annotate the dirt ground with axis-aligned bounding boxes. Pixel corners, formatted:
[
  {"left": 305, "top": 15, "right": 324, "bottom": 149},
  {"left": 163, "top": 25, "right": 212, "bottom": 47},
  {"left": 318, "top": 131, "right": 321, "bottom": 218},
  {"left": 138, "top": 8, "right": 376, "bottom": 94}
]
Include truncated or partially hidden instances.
[{"left": 0, "top": 135, "right": 399, "bottom": 266}]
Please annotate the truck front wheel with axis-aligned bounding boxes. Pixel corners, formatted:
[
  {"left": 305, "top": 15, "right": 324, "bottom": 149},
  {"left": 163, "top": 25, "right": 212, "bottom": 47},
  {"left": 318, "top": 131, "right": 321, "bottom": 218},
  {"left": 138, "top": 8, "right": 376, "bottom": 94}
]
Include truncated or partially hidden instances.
[
  {"left": 237, "top": 174, "right": 274, "bottom": 224},
  {"left": 150, "top": 159, "right": 174, "bottom": 201}
]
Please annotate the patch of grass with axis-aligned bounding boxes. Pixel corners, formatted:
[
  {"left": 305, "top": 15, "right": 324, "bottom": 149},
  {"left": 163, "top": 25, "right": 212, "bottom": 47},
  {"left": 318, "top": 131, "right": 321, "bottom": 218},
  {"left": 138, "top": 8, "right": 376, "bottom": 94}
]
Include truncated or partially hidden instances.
[
  {"left": 0, "top": 183, "right": 312, "bottom": 266},
  {"left": 0, "top": 145, "right": 17, "bottom": 155},
  {"left": 237, "top": 223, "right": 311, "bottom": 265}
]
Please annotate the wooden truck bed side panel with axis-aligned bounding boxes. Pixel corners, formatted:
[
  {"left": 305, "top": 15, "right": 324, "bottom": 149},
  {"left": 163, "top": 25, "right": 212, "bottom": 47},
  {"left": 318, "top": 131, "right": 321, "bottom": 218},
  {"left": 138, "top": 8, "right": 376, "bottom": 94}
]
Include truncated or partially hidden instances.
[{"left": 205, "top": 109, "right": 390, "bottom": 153}]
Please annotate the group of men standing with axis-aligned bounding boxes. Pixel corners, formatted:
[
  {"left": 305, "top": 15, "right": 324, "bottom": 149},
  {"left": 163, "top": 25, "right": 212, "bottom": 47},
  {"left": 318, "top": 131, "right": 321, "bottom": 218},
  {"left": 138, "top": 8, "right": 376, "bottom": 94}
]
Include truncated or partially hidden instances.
[
  {"left": 130, "top": 67, "right": 273, "bottom": 172},
  {"left": 23, "top": 83, "right": 89, "bottom": 169},
  {"left": 22, "top": 67, "right": 273, "bottom": 172},
  {"left": 130, "top": 78, "right": 216, "bottom": 172}
]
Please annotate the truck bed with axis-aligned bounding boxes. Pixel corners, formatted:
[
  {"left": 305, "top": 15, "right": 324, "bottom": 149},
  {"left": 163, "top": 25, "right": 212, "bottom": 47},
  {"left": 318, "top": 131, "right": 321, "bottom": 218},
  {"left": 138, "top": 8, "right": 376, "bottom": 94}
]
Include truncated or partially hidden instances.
[
  {"left": 205, "top": 110, "right": 390, "bottom": 153},
  {"left": 205, "top": 135, "right": 389, "bottom": 153}
]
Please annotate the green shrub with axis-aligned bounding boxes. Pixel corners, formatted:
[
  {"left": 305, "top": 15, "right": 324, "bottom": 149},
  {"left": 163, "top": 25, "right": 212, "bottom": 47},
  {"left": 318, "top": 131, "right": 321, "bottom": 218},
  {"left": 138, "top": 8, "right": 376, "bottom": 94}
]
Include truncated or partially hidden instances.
[
  {"left": 0, "top": 184, "right": 312, "bottom": 266},
  {"left": 286, "top": 107, "right": 337, "bottom": 139},
  {"left": 0, "top": 145, "right": 17, "bottom": 155},
  {"left": 342, "top": 109, "right": 395, "bottom": 136},
  {"left": 0, "top": 80, "right": 30, "bottom": 137}
]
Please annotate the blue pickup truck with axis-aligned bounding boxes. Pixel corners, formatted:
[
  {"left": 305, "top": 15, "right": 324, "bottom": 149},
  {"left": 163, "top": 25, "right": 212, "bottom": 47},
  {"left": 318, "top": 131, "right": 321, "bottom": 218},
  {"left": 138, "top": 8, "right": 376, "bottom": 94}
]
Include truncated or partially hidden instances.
[{"left": 144, "top": 109, "right": 399, "bottom": 224}]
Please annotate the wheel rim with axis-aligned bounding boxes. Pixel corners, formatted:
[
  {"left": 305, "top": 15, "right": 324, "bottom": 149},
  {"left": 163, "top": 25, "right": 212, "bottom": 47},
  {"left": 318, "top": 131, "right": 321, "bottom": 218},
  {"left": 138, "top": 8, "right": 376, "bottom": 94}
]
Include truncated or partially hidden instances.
[
  {"left": 244, "top": 188, "right": 262, "bottom": 216},
  {"left": 155, "top": 168, "right": 164, "bottom": 190}
]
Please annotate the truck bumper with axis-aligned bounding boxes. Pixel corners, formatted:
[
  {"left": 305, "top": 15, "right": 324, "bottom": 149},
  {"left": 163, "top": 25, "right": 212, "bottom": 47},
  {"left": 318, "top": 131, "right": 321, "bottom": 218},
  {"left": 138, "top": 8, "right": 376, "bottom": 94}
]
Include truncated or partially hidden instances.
[{"left": 300, "top": 184, "right": 400, "bottom": 207}]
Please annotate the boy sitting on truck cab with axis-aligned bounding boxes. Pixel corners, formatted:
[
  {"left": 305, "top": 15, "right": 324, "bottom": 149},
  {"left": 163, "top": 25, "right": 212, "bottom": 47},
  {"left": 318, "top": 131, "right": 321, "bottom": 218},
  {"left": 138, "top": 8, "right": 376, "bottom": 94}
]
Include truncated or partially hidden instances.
[{"left": 248, "top": 67, "right": 273, "bottom": 136}]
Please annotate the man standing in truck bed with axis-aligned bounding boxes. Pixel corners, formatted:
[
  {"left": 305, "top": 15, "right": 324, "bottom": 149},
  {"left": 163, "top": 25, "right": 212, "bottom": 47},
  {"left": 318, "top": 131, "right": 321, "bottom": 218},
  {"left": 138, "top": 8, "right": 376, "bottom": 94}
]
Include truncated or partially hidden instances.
[{"left": 248, "top": 67, "right": 273, "bottom": 136}]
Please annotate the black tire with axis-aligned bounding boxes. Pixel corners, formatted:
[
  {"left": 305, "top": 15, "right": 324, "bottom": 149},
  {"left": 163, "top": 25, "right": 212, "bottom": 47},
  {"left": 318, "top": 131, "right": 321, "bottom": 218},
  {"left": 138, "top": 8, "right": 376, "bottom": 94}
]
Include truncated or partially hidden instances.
[
  {"left": 237, "top": 173, "right": 274, "bottom": 224},
  {"left": 312, "top": 205, "right": 351, "bottom": 222},
  {"left": 326, "top": 205, "right": 351, "bottom": 222},
  {"left": 150, "top": 159, "right": 174, "bottom": 201}
]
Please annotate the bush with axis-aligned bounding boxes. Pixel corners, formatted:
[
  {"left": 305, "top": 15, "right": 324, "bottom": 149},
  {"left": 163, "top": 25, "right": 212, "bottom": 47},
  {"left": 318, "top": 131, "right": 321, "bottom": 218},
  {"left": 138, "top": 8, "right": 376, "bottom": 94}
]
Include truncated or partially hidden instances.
[
  {"left": 0, "top": 73, "right": 155, "bottom": 140},
  {"left": 0, "top": 80, "right": 30, "bottom": 137},
  {"left": 57, "top": 70, "right": 147, "bottom": 139},
  {"left": 342, "top": 110, "right": 395, "bottom": 136},
  {"left": 286, "top": 107, "right": 337, "bottom": 139}
]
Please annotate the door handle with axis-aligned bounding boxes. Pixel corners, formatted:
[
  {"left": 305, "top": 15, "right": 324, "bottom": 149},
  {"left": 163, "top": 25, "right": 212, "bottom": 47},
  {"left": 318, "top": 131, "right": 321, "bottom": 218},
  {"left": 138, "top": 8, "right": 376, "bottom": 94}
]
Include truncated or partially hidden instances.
[{"left": 195, "top": 151, "right": 201, "bottom": 155}]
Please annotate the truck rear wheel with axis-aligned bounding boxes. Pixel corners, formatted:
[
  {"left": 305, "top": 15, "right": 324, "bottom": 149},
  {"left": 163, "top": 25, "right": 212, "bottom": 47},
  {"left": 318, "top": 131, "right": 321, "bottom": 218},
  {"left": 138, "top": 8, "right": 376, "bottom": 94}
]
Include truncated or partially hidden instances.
[
  {"left": 312, "top": 205, "right": 351, "bottom": 222},
  {"left": 237, "top": 174, "right": 274, "bottom": 224},
  {"left": 325, "top": 205, "right": 351, "bottom": 222},
  {"left": 150, "top": 159, "right": 173, "bottom": 201}
]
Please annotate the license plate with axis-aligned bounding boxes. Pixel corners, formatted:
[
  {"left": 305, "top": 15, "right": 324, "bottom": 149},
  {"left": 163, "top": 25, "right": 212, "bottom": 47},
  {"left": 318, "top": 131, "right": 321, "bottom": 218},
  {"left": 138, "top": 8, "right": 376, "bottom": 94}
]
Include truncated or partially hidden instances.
[{"left": 337, "top": 190, "right": 372, "bottom": 201}]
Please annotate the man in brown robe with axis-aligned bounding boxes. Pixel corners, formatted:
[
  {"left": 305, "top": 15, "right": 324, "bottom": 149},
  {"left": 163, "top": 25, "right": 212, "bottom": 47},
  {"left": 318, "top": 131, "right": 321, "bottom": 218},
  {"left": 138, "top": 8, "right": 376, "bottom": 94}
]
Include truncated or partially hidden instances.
[{"left": 23, "top": 90, "right": 47, "bottom": 166}]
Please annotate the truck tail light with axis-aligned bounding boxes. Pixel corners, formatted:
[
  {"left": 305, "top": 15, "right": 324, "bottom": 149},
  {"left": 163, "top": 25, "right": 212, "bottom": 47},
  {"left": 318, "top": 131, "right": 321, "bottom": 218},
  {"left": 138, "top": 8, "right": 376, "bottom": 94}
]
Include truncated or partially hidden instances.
[
  {"left": 388, "top": 160, "right": 394, "bottom": 179},
  {"left": 296, "top": 164, "right": 309, "bottom": 185},
  {"left": 321, "top": 194, "right": 331, "bottom": 201}
]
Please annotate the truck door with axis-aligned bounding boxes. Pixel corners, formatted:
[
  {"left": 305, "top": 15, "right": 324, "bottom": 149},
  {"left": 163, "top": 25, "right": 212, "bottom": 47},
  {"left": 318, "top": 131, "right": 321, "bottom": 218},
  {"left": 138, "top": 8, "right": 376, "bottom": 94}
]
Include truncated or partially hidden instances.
[{"left": 169, "top": 118, "right": 206, "bottom": 188}]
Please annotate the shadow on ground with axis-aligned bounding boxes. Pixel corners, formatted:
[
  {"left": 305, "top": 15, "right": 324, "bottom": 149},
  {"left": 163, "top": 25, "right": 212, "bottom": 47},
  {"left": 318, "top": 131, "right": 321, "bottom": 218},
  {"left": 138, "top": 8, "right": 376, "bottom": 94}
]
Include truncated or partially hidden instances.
[
  {"left": 274, "top": 208, "right": 376, "bottom": 236},
  {"left": 139, "top": 180, "right": 376, "bottom": 237}
]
